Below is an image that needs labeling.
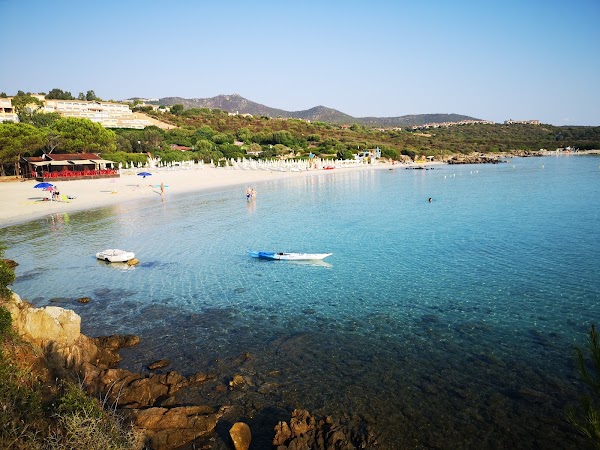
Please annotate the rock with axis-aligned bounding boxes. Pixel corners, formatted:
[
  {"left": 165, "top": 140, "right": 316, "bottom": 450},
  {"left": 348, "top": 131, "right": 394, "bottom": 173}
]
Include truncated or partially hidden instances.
[
  {"left": 290, "top": 409, "right": 315, "bottom": 436},
  {"left": 273, "top": 421, "right": 292, "bottom": 446},
  {"left": 95, "top": 334, "right": 140, "bottom": 350},
  {"left": 14, "top": 303, "right": 81, "bottom": 346},
  {"left": 229, "top": 374, "right": 245, "bottom": 389},
  {"left": 273, "top": 409, "right": 379, "bottom": 449},
  {"left": 1, "top": 291, "right": 220, "bottom": 450},
  {"left": 77, "top": 297, "right": 91, "bottom": 304},
  {"left": 148, "top": 359, "right": 171, "bottom": 370},
  {"left": 229, "top": 422, "right": 251, "bottom": 450},
  {"left": 129, "top": 405, "right": 220, "bottom": 450},
  {"left": 1, "top": 258, "right": 18, "bottom": 269}
]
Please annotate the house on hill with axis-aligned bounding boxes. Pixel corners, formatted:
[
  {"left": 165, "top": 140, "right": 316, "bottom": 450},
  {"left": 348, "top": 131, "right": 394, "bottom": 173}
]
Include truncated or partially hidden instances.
[{"left": 21, "top": 153, "right": 118, "bottom": 181}]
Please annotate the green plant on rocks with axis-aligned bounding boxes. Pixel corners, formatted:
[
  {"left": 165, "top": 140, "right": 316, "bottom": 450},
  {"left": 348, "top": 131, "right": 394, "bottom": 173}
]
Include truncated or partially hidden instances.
[
  {"left": 566, "top": 324, "right": 600, "bottom": 448},
  {"left": 0, "top": 243, "right": 16, "bottom": 300}
]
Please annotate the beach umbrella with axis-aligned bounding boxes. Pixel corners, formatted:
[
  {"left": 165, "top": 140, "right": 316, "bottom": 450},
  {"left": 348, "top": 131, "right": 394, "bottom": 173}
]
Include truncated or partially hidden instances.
[
  {"left": 34, "top": 182, "right": 54, "bottom": 189},
  {"left": 137, "top": 172, "right": 152, "bottom": 178}
]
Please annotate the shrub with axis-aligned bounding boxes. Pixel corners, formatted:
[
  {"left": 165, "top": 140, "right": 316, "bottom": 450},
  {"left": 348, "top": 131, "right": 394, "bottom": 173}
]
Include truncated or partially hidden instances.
[{"left": 566, "top": 324, "right": 600, "bottom": 447}]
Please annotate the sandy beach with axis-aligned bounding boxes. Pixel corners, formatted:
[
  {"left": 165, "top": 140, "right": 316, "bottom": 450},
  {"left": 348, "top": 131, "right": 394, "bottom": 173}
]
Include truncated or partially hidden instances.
[{"left": 0, "top": 162, "right": 398, "bottom": 228}]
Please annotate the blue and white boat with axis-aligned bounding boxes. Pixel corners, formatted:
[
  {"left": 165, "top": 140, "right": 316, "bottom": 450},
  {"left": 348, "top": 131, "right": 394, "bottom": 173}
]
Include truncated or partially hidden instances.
[{"left": 248, "top": 251, "right": 332, "bottom": 261}]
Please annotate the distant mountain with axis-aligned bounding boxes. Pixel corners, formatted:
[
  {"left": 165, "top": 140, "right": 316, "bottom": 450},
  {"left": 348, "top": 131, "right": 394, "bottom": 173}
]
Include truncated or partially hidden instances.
[{"left": 134, "top": 94, "right": 481, "bottom": 127}]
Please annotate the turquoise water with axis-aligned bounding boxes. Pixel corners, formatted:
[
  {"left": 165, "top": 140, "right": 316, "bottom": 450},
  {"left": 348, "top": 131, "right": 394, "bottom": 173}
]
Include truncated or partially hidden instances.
[{"left": 2, "top": 156, "right": 600, "bottom": 448}]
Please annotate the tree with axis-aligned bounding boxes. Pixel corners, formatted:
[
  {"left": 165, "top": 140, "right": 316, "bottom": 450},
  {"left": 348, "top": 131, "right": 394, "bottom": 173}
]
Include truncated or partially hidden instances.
[
  {"left": 46, "top": 88, "right": 74, "bottom": 100},
  {"left": 194, "top": 125, "right": 216, "bottom": 141},
  {"left": 236, "top": 127, "right": 252, "bottom": 142},
  {"left": 11, "top": 94, "right": 44, "bottom": 123},
  {"left": 44, "top": 128, "right": 63, "bottom": 154},
  {"left": 0, "top": 123, "right": 44, "bottom": 176},
  {"left": 77, "top": 92, "right": 85, "bottom": 100},
  {"left": 142, "top": 127, "right": 164, "bottom": 150},
  {"left": 211, "top": 133, "right": 234, "bottom": 145},
  {"left": 170, "top": 104, "right": 184, "bottom": 115},
  {"left": 30, "top": 112, "right": 61, "bottom": 128},
  {"left": 50, "top": 117, "right": 117, "bottom": 153},
  {"left": 85, "top": 90, "right": 97, "bottom": 101}
]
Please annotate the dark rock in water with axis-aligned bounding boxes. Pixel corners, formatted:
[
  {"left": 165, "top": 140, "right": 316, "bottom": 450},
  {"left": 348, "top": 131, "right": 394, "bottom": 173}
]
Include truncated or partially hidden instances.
[
  {"left": 95, "top": 334, "right": 140, "bottom": 350},
  {"left": 273, "top": 409, "right": 379, "bottom": 449},
  {"left": 148, "top": 359, "right": 171, "bottom": 370},
  {"left": 49, "top": 297, "right": 70, "bottom": 303},
  {"left": 77, "top": 297, "right": 91, "bottom": 304}
]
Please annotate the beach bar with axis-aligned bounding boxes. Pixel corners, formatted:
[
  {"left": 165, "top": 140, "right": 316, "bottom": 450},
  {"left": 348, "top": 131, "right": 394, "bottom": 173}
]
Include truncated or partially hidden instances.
[{"left": 21, "top": 153, "right": 119, "bottom": 181}]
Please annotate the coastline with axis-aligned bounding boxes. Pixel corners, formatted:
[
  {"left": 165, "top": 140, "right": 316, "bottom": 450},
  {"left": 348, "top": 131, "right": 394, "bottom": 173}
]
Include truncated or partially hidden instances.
[
  {"left": 3, "top": 149, "right": 596, "bottom": 228},
  {"left": 0, "top": 162, "right": 401, "bottom": 228}
]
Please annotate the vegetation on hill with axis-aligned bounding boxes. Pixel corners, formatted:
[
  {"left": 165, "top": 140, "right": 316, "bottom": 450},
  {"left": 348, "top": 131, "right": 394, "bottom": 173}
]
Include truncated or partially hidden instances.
[
  {"left": 1, "top": 91, "right": 600, "bottom": 176},
  {"left": 145, "top": 93, "right": 479, "bottom": 126}
]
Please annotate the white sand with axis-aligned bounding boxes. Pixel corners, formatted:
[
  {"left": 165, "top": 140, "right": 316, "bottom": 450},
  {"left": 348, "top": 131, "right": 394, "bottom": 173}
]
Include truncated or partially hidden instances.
[{"left": 0, "top": 162, "right": 400, "bottom": 227}]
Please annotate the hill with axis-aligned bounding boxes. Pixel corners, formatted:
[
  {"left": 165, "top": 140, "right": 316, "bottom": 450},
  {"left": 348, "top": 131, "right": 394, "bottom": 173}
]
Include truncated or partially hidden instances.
[{"left": 134, "top": 94, "right": 480, "bottom": 127}]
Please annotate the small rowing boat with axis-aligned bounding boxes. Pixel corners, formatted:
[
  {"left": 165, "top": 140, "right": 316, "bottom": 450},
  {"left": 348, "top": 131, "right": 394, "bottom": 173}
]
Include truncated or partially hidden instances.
[
  {"left": 248, "top": 251, "right": 332, "bottom": 261},
  {"left": 96, "top": 249, "right": 135, "bottom": 263}
]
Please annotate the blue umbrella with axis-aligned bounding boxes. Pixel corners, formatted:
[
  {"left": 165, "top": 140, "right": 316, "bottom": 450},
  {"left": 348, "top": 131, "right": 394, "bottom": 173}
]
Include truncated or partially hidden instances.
[
  {"left": 137, "top": 172, "right": 152, "bottom": 178},
  {"left": 34, "top": 182, "right": 54, "bottom": 189}
]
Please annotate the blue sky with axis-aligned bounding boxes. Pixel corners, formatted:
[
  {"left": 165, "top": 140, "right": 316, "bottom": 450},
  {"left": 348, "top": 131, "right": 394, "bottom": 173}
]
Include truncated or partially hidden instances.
[{"left": 1, "top": 0, "right": 598, "bottom": 125}]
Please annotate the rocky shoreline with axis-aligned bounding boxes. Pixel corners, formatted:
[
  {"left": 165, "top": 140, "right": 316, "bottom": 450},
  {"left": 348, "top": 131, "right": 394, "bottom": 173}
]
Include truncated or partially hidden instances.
[{"left": 2, "top": 291, "right": 377, "bottom": 449}]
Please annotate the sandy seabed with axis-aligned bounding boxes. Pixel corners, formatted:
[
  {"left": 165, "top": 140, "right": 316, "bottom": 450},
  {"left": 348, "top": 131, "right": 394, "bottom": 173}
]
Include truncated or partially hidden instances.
[{"left": 0, "top": 162, "right": 402, "bottom": 228}]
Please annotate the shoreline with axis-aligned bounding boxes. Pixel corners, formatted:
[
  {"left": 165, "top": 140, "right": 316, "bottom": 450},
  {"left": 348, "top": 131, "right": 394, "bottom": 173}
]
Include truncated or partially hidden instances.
[
  {"left": 0, "top": 162, "right": 402, "bottom": 228},
  {"left": 2, "top": 150, "right": 597, "bottom": 228}
]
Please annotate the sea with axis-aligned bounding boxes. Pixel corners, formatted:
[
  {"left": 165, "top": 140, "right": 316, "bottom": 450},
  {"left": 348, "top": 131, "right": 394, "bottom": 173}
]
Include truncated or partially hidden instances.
[{"left": 1, "top": 155, "right": 599, "bottom": 449}]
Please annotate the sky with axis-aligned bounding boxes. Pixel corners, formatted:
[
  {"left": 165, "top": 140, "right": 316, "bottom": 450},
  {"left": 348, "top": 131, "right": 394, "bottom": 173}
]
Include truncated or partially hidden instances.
[{"left": 1, "top": 0, "right": 599, "bottom": 125}]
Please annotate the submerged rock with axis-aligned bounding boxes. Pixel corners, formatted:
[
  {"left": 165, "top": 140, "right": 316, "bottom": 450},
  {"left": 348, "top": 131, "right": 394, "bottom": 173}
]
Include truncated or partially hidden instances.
[
  {"left": 148, "top": 359, "right": 171, "bottom": 370},
  {"left": 229, "top": 422, "right": 252, "bottom": 450}
]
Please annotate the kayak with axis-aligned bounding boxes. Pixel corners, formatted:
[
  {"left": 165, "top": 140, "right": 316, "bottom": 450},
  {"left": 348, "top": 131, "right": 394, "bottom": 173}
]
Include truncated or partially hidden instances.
[{"left": 248, "top": 251, "right": 332, "bottom": 261}]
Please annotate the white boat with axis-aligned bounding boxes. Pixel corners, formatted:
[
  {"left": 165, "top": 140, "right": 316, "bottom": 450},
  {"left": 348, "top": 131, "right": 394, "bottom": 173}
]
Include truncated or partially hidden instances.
[
  {"left": 248, "top": 251, "right": 332, "bottom": 261},
  {"left": 96, "top": 249, "right": 135, "bottom": 263}
]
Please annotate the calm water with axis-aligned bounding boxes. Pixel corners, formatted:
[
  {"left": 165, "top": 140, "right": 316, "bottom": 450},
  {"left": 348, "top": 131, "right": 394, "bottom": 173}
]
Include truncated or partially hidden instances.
[{"left": 2, "top": 156, "right": 600, "bottom": 448}]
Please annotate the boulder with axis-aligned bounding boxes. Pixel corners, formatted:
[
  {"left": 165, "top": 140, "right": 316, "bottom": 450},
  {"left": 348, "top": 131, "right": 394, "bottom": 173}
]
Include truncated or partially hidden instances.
[
  {"left": 229, "top": 422, "right": 252, "bottom": 450},
  {"left": 5, "top": 294, "right": 81, "bottom": 346},
  {"left": 128, "top": 405, "right": 221, "bottom": 450}
]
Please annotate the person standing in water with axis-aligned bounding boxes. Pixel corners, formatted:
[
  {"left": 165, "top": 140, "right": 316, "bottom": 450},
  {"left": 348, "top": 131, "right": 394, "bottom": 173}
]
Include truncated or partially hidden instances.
[{"left": 160, "top": 182, "right": 165, "bottom": 196}]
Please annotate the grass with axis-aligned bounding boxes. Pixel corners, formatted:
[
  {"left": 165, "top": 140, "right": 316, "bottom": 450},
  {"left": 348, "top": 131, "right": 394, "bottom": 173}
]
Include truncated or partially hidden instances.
[{"left": 0, "top": 304, "right": 143, "bottom": 450}]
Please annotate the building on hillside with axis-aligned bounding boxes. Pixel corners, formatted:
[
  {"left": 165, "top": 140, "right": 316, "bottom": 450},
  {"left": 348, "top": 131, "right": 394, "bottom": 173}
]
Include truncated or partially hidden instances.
[
  {"left": 504, "top": 119, "right": 540, "bottom": 125},
  {"left": 1, "top": 96, "right": 154, "bottom": 129},
  {"left": 21, "top": 153, "right": 118, "bottom": 181},
  {"left": 0, "top": 97, "right": 18, "bottom": 122}
]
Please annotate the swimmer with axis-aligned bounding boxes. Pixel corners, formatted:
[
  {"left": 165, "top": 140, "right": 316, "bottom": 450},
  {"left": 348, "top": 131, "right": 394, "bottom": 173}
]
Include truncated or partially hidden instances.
[{"left": 428, "top": 197, "right": 432, "bottom": 203}]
